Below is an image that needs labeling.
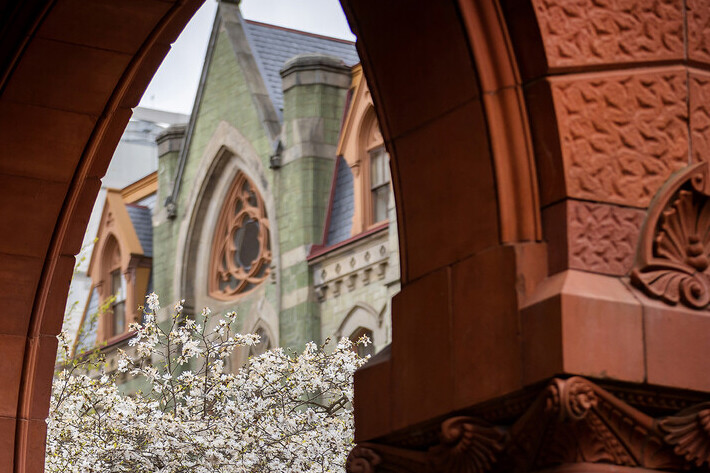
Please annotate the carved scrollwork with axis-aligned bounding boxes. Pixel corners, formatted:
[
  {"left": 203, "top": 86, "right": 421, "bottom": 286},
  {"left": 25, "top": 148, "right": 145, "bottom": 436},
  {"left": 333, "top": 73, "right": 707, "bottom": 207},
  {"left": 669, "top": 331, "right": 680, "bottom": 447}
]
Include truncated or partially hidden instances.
[
  {"left": 429, "top": 417, "right": 506, "bottom": 473},
  {"left": 348, "top": 378, "right": 710, "bottom": 473},
  {"left": 346, "top": 417, "right": 505, "bottom": 473},
  {"left": 544, "top": 377, "right": 598, "bottom": 422},
  {"left": 659, "top": 402, "right": 710, "bottom": 467},
  {"left": 346, "top": 445, "right": 382, "bottom": 473},
  {"left": 631, "top": 162, "right": 710, "bottom": 309}
]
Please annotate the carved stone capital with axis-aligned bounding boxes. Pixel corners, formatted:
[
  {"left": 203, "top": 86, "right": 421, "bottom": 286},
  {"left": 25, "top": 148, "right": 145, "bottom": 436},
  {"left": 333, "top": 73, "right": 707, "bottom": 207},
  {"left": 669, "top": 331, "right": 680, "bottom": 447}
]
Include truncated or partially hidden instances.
[
  {"left": 349, "top": 377, "right": 710, "bottom": 473},
  {"left": 346, "top": 416, "right": 505, "bottom": 473}
]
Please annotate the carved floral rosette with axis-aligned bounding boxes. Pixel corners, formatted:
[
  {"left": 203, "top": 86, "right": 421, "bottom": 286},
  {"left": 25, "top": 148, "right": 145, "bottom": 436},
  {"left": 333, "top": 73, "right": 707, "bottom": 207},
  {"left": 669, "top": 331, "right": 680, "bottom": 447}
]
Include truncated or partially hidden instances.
[
  {"left": 347, "top": 377, "right": 710, "bottom": 473},
  {"left": 631, "top": 162, "right": 710, "bottom": 309}
]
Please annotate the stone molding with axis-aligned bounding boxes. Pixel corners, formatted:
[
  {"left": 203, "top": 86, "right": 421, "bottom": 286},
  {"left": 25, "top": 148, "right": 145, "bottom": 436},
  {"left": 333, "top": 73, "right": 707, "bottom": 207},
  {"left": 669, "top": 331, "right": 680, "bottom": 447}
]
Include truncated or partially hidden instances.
[
  {"left": 156, "top": 124, "right": 186, "bottom": 157},
  {"left": 280, "top": 53, "right": 351, "bottom": 92},
  {"left": 631, "top": 162, "right": 710, "bottom": 309},
  {"left": 347, "top": 377, "right": 710, "bottom": 473},
  {"left": 312, "top": 233, "right": 390, "bottom": 301}
]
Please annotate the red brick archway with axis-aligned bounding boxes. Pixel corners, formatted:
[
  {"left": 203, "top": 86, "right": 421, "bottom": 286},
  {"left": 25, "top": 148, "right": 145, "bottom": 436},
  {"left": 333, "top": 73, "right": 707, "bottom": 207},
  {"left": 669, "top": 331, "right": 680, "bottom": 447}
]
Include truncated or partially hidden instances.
[
  {"left": 2, "top": 1, "right": 710, "bottom": 472},
  {"left": 0, "top": 2, "right": 202, "bottom": 470}
]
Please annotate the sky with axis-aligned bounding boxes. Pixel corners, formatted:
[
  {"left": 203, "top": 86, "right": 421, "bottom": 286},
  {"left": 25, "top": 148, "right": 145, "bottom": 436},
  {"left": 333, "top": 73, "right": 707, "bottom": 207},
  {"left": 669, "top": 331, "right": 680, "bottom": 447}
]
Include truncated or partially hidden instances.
[{"left": 139, "top": 0, "right": 356, "bottom": 115}]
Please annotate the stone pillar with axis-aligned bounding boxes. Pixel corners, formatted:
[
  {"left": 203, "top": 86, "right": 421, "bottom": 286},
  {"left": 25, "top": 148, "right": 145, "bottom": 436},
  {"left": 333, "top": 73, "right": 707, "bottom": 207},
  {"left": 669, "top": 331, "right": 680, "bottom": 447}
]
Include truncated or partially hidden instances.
[
  {"left": 153, "top": 124, "right": 185, "bottom": 303},
  {"left": 276, "top": 53, "right": 350, "bottom": 349},
  {"left": 340, "top": 0, "right": 710, "bottom": 472}
]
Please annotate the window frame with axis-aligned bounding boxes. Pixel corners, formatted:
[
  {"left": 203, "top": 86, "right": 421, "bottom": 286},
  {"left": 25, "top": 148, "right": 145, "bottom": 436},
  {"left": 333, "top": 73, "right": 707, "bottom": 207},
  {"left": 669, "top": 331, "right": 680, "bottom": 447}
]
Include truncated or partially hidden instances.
[{"left": 208, "top": 171, "right": 272, "bottom": 301}]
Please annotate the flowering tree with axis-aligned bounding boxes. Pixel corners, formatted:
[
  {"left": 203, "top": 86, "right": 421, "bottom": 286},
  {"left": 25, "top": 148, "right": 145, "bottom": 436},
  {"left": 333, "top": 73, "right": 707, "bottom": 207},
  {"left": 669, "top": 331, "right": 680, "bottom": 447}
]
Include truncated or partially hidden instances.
[{"left": 47, "top": 294, "right": 368, "bottom": 473}]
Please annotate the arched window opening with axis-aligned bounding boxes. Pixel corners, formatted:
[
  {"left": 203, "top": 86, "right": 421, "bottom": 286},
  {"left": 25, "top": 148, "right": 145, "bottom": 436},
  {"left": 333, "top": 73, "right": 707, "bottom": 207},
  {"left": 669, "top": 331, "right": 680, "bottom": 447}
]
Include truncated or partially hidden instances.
[
  {"left": 209, "top": 171, "right": 272, "bottom": 300},
  {"left": 359, "top": 108, "right": 391, "bottom": 228},
  {"left": 368, "top": 145, "right": 390, "bottom": 224},
  {"left": 249, "top": 327, "right": 272, "bottom": 357},
  {"left": 110, "top": 268, "right": 126, "bottom": 337},
  {"left": 349, "top": 326, "right": 375, "bottom": 358}
]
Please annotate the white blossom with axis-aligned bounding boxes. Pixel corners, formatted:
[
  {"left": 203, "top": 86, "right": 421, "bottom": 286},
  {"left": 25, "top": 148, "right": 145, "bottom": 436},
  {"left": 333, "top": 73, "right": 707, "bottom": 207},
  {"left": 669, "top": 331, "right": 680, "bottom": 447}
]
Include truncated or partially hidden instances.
[{"left": 47, "top": 294, "right": 368, "bottom": 473}]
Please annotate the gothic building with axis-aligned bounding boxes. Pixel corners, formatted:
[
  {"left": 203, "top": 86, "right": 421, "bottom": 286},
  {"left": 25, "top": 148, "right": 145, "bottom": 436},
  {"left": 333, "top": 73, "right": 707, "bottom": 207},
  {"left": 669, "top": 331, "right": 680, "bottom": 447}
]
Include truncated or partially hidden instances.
[{"left": 74, "top": 2, "right": 399, "bottom": 368}]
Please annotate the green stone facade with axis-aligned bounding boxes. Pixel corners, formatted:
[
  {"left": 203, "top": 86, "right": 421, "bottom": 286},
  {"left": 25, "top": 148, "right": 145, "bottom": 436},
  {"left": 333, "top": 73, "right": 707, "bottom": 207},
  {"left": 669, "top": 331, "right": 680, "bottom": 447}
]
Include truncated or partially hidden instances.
[{"left": 150, "top": 3, "right": 399, "bottom": 356}]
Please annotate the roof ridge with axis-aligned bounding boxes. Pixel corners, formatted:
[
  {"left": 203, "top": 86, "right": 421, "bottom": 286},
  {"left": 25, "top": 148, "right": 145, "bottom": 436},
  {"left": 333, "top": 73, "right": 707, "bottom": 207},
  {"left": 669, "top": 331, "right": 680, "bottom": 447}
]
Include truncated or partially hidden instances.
[{"left": 243, "top": 19, "right": 355, "bottom": 45}]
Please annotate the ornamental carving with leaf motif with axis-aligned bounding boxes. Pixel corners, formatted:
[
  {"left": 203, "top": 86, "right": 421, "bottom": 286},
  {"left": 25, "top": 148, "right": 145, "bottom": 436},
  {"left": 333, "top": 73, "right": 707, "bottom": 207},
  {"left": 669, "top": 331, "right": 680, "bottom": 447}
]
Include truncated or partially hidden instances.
[
  {"left": 631, "top": 162, "right": 710, "bottom": 309},
  {"left": 347, "top": 377, "right": 710, "bottom": 473}
]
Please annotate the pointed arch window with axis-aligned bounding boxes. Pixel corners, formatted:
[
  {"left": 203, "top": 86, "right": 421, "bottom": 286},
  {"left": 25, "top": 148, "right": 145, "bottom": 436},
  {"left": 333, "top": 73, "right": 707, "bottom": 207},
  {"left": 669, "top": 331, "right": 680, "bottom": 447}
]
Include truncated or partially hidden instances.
[
  {"left": 209, "top": 171, "right": 271, "bottom": 300},
  {"left": 249, "top": 327, "right": 272, "bottom": 357}
]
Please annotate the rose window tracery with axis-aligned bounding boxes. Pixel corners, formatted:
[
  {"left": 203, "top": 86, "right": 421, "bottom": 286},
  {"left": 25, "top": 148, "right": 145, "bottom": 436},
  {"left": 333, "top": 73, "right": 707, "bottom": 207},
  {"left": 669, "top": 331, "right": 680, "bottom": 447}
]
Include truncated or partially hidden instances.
[{"left": 209, "top": 172, "right": 271, "bottom": 299}]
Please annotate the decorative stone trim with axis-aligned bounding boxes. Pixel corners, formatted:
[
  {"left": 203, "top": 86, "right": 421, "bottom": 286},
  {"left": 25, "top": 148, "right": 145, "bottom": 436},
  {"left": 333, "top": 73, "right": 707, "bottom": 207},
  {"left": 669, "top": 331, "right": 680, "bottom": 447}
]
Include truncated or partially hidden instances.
[
  {"left": 313, "top": 236, "right": 389, "bottom": 302},
  {"left": 631, "top": 162, "right": 710, "bottom": 309},
  {"left": 209, "top": 171, "right": 271, "bottom": 300},
  {"left": 347, "top": 377, "right": 710, "bottom": 473}
]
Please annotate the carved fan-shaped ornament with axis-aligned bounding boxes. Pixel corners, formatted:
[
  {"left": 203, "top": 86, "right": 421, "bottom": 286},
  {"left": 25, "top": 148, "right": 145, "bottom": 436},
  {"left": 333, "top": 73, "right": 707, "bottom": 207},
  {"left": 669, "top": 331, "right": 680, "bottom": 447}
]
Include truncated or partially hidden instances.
[
  {"left": 209, "top": 172, "right": 271, "bottom": 300},
  {"left": 631, "top": 162, "right": 710, "bottom": 309}
]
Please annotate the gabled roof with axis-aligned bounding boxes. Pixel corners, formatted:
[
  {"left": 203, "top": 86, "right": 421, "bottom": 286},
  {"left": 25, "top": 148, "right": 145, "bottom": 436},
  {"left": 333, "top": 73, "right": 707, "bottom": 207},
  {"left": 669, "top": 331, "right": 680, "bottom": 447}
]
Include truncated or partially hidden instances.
[
  {"left": 86, "top": 190, "right": 152, "bottom": 278},
  {"left": 243, "top": 20, "right": 359, "bottom": 114}
]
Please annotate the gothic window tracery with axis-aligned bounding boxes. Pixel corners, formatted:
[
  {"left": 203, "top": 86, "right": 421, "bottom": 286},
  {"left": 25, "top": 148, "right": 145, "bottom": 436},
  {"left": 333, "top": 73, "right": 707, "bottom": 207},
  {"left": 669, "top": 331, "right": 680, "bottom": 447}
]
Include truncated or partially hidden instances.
[{"left": 209, "top": 171, "right": 271, "bottom": 300}]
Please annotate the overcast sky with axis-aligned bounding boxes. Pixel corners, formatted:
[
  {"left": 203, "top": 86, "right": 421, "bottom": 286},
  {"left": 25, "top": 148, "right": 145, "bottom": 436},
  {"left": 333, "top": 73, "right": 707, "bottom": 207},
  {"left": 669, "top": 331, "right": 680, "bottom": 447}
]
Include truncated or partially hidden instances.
[{"left": 139, "top": 0, "right": 355, "bottom": 115}]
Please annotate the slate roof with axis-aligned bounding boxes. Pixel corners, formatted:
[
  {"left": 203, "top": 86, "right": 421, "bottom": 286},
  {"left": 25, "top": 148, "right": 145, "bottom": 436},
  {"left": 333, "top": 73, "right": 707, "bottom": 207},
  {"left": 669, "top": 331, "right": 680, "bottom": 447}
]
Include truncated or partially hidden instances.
[
  {"left": 126, "top": 204, "right": 153, "bottom": 257},
  {"left": 243, "top": 20, "right": 359, "bottom": 114},
  {"left": 326, "top": 156, "right": 354, "bottom": 246}
]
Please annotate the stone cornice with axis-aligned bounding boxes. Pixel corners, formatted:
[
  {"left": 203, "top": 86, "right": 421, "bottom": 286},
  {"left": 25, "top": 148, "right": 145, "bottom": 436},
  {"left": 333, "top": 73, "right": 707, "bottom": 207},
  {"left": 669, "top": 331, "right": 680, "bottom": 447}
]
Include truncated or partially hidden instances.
[{"left": 347, "top": 377, "right": 710, "bottom": 473}]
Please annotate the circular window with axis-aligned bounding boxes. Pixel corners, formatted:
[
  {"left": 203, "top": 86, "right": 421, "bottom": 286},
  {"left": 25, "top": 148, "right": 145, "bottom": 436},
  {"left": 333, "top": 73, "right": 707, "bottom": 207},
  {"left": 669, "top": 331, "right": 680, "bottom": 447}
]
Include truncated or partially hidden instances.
[{"left": 209, "top": 172, "right": 271, "bottom": 299}]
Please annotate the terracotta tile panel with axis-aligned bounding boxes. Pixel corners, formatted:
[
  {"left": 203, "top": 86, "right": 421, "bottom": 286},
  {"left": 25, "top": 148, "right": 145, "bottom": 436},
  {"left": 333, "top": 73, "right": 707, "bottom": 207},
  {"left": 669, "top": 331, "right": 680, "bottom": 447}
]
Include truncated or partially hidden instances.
[
  {"left": 0, "top": 253, "right": 42, "bottom": 336},
  {"left": 348, "top": 0, "right": 479, "bottom": 139},
  {"left": 20, "top": 335, "right": 58, "bottom": 420},
  {"left": 15, "top": 418, "right": 47, "bottom": 473},
  {"left": 644, "top": 299, "right": 710, "bottom": 392},
  {"left": 688, "top": 0, "right": 710, "bottom": 64},
  {"left": 391, "top": 267, "right": 453, "bottom": 432},
  {"left": 0, "top": 174, "right": 67, "bottom": 258},
  {"left": 451, "top": 245, "right": 523, "bottom": 410},
  {"left": 567, "top": 201, "right": 644, "bottom": 276},
  {"left": 550, "top": 68, "right": 689, "bottom": 207},
  {"left": 393, "top": 101, "right": 498, "bottom": 282},
  {"left": 690, "top": 69, "right": 710, "bottom": 164},
  {"left": 533, "top": 0, "right": 683, "bottom": 70},
  {"left": 0, "top": 417, "right": 16, "bottom": 472},
  {"left": 3, "top": 38, "right": 132, "bottom": 116},
  {"left": 37, "top": 0, "right": 172, "bottom": 54},
  {"left": 0, "top": 335, "right": 26, "bottom": 418},
  {"left": 544, "top": 200, "right": 645, "bottom": 277},
  {"left": 0, "top": 101, "right": 94, "bottom": 182}
]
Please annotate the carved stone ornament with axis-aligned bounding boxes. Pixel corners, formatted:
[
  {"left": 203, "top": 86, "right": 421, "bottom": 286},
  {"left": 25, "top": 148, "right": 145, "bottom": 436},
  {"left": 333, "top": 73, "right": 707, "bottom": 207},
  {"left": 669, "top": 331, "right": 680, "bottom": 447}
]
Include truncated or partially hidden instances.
[
  {"left": 347, "top": 377, "right": 710, "bottom": 473},
  {"left": 347, "top": 417, "right": 505, "bottom": 473},
  {"left": 631, "top": 162, "right": 710, "bottom": 309},
  {"left": 659, "top": 402, "right": 710, "bottom": 467}
]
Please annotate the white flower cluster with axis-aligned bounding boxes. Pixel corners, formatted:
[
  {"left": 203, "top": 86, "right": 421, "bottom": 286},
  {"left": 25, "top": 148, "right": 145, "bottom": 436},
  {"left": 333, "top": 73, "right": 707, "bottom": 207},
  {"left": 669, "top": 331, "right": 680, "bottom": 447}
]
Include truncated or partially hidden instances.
[{"left": 47, "top": 293, "right": 368, "bottom": 473}]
